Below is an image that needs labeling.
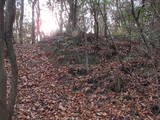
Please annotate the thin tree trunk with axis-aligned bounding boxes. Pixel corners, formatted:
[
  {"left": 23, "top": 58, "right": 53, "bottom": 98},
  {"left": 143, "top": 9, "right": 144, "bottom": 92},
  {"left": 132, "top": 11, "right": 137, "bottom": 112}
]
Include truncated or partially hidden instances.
[
  {"left": 15, "top": 18, "right": 19, "bottom": 42},
  {"left": 73, "top": 0, "right": 77, "bottom": 28},
  {"left": 32, "top": 2, "right": 35, "bottom": 44},
  {"left": 84, "top": 34, "right": 89, "bottom": 72},
  {"left": 36, "top": 0, "right": 41, "bottom": 41},
  {"left": 94, "top": 14, "right": 99, "bottom": 40},
  {"left": 32, "top": 0, "right": 37, "bottom": 44},
  {"left": 19, "top": 0, "right": 24, "bottom": 44},
  {"left": 130, "top": 0, "right": 151, "bottom": 56},
  {"left": 90, "top": 0, "right": 100, "bottom": 40},
  {"left": 115, "top": 0, "right": 132, "bottom": 55},
  {"left": 99, "top": 4, "right": 108, "bottom": 41},
  {"left": 60, "top": 0, "right": 64, "bottom": 33}
]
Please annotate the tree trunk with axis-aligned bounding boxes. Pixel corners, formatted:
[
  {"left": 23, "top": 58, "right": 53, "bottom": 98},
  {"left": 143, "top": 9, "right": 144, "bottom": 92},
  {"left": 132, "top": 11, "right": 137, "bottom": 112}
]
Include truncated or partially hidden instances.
[
  {"left": 36, "top": 0, "right": 41, "bottom": 41},
  {"left": 32, "top": 0, "right": 37, "bottom": 44},
  {"left": 130, "top": 0, "right": 151, "bottom": 56},
  {"left": 19, "top": 0, "right": 24, "bottom": 44},
  {"left": 5, "top": 0, "right": 18, "bottom": 119},
  {"left": 90, "top": 0, "right": 100, "bottom": 40},
  {"left": 15, "top": 17, "right": 19, "bottom": 42},
  {"left": 60, "top": 0, "right": 64, "bottom": 33},
  {"left": 103, "top": 4, "right": 107, "bottom": 39},
  {"left": 93, "top": 13, "right": 99, "bottom": 40},
  {"left": 32, "top": 2, "right": 35, "bottom": 44},
  {"left": 0, "top": 0, "right": 8, "bottom": 119},
  {"left": 67, "top": 0, "right": 78, "bottom": 32}
]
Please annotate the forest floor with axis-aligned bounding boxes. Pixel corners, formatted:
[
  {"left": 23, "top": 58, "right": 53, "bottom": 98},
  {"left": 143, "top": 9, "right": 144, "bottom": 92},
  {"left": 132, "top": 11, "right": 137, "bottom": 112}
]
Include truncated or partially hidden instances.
[{"left": 8, "top": 40, "right": 160, "bottom": 119}]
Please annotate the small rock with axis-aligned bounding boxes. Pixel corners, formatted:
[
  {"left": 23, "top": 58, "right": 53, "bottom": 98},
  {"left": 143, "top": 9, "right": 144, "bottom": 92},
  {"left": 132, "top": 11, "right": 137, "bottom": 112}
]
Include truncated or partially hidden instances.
[
  {"left": 59, "top": 103, "right": 66, "bottom": 111},
  {"left": 150, "top": 104, "right": 160, "bottom": 115}
]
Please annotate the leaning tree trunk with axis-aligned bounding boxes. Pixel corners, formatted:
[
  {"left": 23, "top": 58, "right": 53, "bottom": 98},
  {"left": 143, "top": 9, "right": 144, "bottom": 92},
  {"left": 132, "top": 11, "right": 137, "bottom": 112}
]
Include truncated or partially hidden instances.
[
  {"left": 0, "top": 0, "right": 8, "bottom": 119},
  {"left": 5, "top": 0, "right": 18, "bottom": 119}
]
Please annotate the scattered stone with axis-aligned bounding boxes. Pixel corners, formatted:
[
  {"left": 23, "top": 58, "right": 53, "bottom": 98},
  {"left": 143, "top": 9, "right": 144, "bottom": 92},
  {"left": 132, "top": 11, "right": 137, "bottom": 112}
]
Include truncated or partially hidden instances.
[
  {"left": 123, "top": 95, "right": 132, "bottom": 101},
  {"left": 58, "top": 75, "right": 69, "bottom": 81},
  {"left": 90, "top": 85, "right": 98, "bottom": 90},
  {"left": 150, "top": 104, "right": 160, "bottom": 115},
  {"left": 68, "top": 68, "right": 89, "bottom": 76},
  {"left": 87, "top": 78, "right": 98, "bottom": 84},
  {"left": 77, "top": 68, "right": 88, "bottom": 75},
  {"left": 109, "top": 78, "right": 126, "bottom": 93},
  {"left": 141, "top": 81, "right": 150, "bottom": 87},
  {"left": 84, "top": 89, "right": 94, "bottom": 95},
  {"left": 120, "top": 66, "right": 133, "bottom": 75},
  {"left": 72, "top": 85, "right": 84, "bottom": 91}
]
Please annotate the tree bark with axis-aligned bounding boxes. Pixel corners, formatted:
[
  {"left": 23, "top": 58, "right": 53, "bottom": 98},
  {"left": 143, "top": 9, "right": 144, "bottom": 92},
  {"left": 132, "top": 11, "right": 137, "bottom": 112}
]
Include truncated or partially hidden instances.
[
  {"left": 99, "top": 3, "right": 108, "bottom": 40},
  {"left": 32, "top": 0, "right": 37, "bottom": 44},
  {"left": 32, "top": 1, "right": 35, "bottom": 44},
  {"left": 90, "top": 0, "right": 100, "bottom": 40},
  {"left": 130, "top": 0, "right": 151, "bottom": 56},
  {"left": 60, "top": 0, "right": 64, "bottom": 33},
  {"left": 0, "top": 0, "right": 8, "bottom": 119},
  {"left": 5, "top": 0, "right": 18, "bottom": 119},
  {"left": 36, "top": 0, "right": 41, "bottom": 41},
  {"left": 67, "top": 0, "right": 78, "bottom": 31},
  {"left": 19, "top": 0, "right": 24, "bottom": 44}
]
